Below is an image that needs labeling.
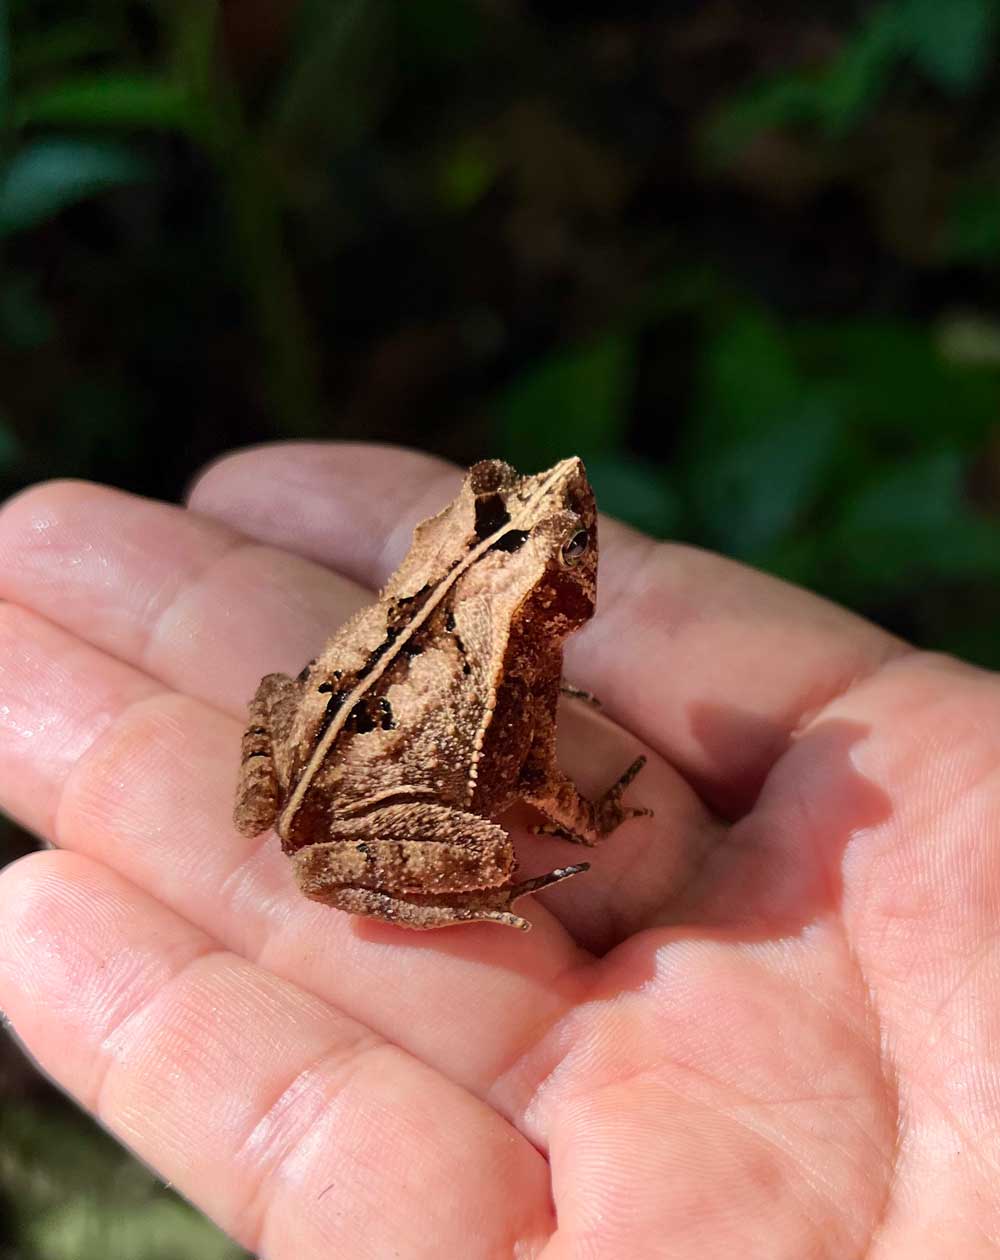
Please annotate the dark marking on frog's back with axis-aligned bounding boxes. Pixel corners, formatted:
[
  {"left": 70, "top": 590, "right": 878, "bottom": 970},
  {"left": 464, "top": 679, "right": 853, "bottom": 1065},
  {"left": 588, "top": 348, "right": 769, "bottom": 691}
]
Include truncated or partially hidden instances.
[
  {"left": 474, "top": 493, "right": 510, "bottom": 540},
  {"left": 347, "top": 700, "right": 376, "bottom": 733},
  {"left": 445, "top": 609, "right": 473, "bottom": 676},
  {"left": 313, "top": 683, "right": 348, "bottom": 746},
  {"left": 490, "top": 529, "right": 529, "bottom": 554},
  {"left": 345, "top": 695, "right": 396, "bottom": 734}
]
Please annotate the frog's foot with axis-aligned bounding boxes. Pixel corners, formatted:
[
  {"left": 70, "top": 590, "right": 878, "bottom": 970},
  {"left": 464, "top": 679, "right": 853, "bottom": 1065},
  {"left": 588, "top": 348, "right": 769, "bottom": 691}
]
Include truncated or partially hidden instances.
[
  {"left": 307, "top": 863, "right": 589, "bottom": 931},
  {"left": 531, "top": 756, "right": 652, "bottom": 844},
  {"left": 503, "top": 863, "right": 590, "bottom": 903},
  {"left": 560, "top": 682, "right": 603, "bottom": 709},
  {"left": 596, "top": 755, "right": 652, "bottom": 832}
]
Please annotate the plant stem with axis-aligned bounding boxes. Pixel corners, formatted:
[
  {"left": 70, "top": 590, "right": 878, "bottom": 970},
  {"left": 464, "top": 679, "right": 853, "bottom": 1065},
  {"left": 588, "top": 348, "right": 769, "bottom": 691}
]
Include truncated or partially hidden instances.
[
  {"left": 0, "top": 0, "right": 11, "bottom": 143},
  {"left": 171, "top": 1, "right": 326, "bottom": 438}
]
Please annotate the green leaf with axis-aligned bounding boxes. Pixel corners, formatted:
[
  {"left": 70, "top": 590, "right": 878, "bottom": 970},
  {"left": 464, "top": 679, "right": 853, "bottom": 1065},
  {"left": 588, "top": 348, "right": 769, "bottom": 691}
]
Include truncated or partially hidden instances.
[
  {"left": 898, "top": 0, "right": 997, "bottom": 92},
  {"left": 834, "top": 451, "right": 1000, "bottom": 587},
  {"left": 15, "top": 73, "right": 194, "bottom": 131},
  {"left": 706, "top": 5, "right": 901, "bottom": 153},
  {"left": 2, "top": 1102, "right": 243, "bottom": 1260},
  {"left": 0, "top": 0, "right": 10, "bottom": 134},
  {"left": 706, "top": 74, "right": 820, "bottom": 155},
  {"left": 168, "top": 1, "right": 221, "bottom": 104},
  {"left": 586, "top": 453, "right": 681, "bottom": 538},
  {"left": 270, "top": 0, "right": 392, "bottom": 153},
  {"left": 696, "top": 310, "right": 799, "bottom": 443},
  {"left": 29, "top": 1197, "right": 243, "bottom": 1260},
  {"left": 397, "top": 0, "right": 482, "bottom": 69},
  {"left": 795, "top": 319, "right": 1000, "bottom": 448},
  {"left": 947, "top": 184, "right": 1000, "bottom": 262},
  {"left": 0, "top": 138, "right": 151, "bottom": 234},
  {"left": 0, "top": 270, "right": 54, "bottom": 344},
  {"left": 14, "top": 20, "right": 118, "bottom": 79},
  {"left": 497, "top": 335, "right": 636, "bottom": 469},
  {"left": 690, "top": 391, "right": 843, "bottom": 557},
  {"left": 818, "top": 4, "right": 901, "bottom": 135},
  {"left": 438, "top": 136, "right": 495, "bottom": 211},
  {"left": 840, "top": 450, "right": 965, "bottom": 531}
]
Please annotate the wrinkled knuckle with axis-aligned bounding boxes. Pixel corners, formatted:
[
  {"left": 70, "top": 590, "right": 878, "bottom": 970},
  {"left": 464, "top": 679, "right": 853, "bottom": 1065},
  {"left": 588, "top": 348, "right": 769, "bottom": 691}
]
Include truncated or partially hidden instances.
[
  {"left": 0, "top": 848, "right": 64, "bottom": 922},
  {"left": 231, "top": 1036, "right": 391, "bottom": 1256},
  {"left": 0, "top": 599, "right": 36, "bottom": 645},
  {"left": 0, "top": 849, "right": 98, "bottom": 979},
  {"left": 54, "top": 692, "right": 188, "bottom": 846}
]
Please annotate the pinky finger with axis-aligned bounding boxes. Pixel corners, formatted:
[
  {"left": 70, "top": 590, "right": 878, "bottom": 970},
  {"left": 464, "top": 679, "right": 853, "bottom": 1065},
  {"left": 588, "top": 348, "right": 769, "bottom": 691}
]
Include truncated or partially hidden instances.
[{"left": 0, "top": 850, "right": 553, "bottom": 1260}]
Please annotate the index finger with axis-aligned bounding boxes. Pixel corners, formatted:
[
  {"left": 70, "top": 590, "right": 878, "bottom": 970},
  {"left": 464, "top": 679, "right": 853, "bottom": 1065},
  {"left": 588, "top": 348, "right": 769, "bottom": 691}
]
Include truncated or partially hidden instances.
[{"left": 190, "top": 442, "right": 907, "bottom": 814}]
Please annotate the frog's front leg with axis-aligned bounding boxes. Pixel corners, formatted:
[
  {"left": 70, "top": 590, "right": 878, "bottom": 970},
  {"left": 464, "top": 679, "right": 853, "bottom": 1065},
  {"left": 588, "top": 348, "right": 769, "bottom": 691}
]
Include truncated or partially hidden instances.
[
  {"left": 290, "top": 802, "right": 587, "bottom": 929},
  {"left": 519, "top": 681, "right": 651, "bottom": 845}
]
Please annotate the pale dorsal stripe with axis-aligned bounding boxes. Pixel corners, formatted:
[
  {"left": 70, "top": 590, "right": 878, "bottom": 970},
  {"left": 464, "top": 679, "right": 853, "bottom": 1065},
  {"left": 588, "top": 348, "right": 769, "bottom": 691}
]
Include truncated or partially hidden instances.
[{"left": 278, "top": 460, "right": 575, "bottom": 834}]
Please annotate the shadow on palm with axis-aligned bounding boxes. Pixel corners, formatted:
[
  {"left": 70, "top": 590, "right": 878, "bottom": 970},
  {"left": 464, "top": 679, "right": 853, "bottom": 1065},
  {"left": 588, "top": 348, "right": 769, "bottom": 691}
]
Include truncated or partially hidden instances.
[{"left": 353, "top": 702, "right": 891, "bottom": 1027}]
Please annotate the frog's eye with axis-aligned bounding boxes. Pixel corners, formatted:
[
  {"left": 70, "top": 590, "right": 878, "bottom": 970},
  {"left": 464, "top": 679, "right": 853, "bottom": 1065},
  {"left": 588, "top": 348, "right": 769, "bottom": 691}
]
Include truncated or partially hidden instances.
[{"left": 561, "top": 529, "right": 590, "bottom": 566}]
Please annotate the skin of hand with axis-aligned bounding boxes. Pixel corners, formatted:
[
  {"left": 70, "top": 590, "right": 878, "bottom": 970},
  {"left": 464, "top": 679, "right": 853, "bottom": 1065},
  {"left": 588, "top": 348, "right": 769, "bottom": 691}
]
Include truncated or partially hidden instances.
[{"left": 1, "top": 442, "right": 999, "bottom": 1259}]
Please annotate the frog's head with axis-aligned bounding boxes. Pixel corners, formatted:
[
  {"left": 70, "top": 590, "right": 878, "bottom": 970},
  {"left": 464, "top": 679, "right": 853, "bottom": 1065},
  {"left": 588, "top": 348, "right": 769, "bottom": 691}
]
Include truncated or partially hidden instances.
[{"left": 466, "top": 456, "right": 598, "bottom": 634}]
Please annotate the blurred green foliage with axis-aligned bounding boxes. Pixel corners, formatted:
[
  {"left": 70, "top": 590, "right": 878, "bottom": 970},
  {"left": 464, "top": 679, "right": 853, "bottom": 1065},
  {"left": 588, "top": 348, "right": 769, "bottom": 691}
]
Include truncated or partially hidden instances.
[
  {"left": 2, "top": 1, "right": 1000, "bottom": 1255},
  {"left": 1, "top": 1100, "right": 243, "bottom": 1259},
  {"left": 707, "top": 0, "right": 1000, "bottom": 150}
]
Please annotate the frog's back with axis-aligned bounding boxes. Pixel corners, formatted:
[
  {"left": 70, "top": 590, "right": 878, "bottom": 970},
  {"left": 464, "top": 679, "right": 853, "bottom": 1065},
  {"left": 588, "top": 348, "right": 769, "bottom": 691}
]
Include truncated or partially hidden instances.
[{"left": 277, "top": 456, "right": 593, "bottom": 842}]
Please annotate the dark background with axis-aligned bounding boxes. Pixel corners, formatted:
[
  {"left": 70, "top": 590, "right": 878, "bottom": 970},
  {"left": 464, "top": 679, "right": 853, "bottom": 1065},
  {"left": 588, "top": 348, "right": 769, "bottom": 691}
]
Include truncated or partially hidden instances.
[{"left": 2, "top": 1, "right": 999, "bottom": 1255}]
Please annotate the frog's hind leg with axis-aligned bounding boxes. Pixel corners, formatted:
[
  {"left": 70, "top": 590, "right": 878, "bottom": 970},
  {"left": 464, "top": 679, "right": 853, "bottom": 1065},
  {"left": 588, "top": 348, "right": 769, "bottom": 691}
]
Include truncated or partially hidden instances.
[
  {"left": 530, "top": 754, "right": 650, "bottom": 845},
  {"left": 234, "top": 672, "right": 299, "bottom": 837},
  {"left": 321, "top": 886, "right": 529, "bottom": 930},
  {"left": 290, "top": 802, "right": 590, "bottom": 930},
  {"left": 292, "top": 831, "right": 516, "bottom": 899},
  {"left": 313, "top": 864, "right": 589, "bottom": 931}
]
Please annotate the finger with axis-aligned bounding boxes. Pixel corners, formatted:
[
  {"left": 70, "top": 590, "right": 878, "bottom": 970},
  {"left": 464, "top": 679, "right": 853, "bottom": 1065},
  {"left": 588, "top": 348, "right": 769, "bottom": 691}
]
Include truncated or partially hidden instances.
[
  {"left": 791, "top": 653, "right": 1000, "bottom": 1041},
  {"left": 827, "top": 653, "right": 1000, "bottom": 1225},
  {"left": 677, "top": 651, "right": 1000, "bottom": 1241},
  {"left": 0, "top": 603, "right": 594, "bottom": 1103},
  {"left": 0, "top": 850, "right": 553, "bottom": 1258},
  {"left": 189, "top": 443, "right": 908, "bottom": 815},
  {"left": 0, "top": 604, "right": 164, "bottom": 839},
  {"left": 0, "top": 480, "right": 717, "bottom": 949},
  {"left": 0, "top": 477, "right": 372, "bottom": 716}
]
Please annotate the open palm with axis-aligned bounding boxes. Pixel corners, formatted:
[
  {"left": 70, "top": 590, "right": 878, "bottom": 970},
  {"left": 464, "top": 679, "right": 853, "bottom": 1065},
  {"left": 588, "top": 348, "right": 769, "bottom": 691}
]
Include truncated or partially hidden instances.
[{"left": 2, "top": 443, "right": 998, "bottom": 1258}]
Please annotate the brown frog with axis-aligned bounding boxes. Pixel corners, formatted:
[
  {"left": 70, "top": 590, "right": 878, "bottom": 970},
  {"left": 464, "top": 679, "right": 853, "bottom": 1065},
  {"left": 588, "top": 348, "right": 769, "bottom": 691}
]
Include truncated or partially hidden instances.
[{"left": 234, "top": 456, "right": 649, "bottom": 930}]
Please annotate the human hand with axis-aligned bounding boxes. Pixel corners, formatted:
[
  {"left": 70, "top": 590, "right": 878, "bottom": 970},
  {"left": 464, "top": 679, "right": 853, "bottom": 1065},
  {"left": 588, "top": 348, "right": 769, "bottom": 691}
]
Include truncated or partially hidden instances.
[{"left": 1, "top": 444, "right": 997, "bottom": 1257}]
